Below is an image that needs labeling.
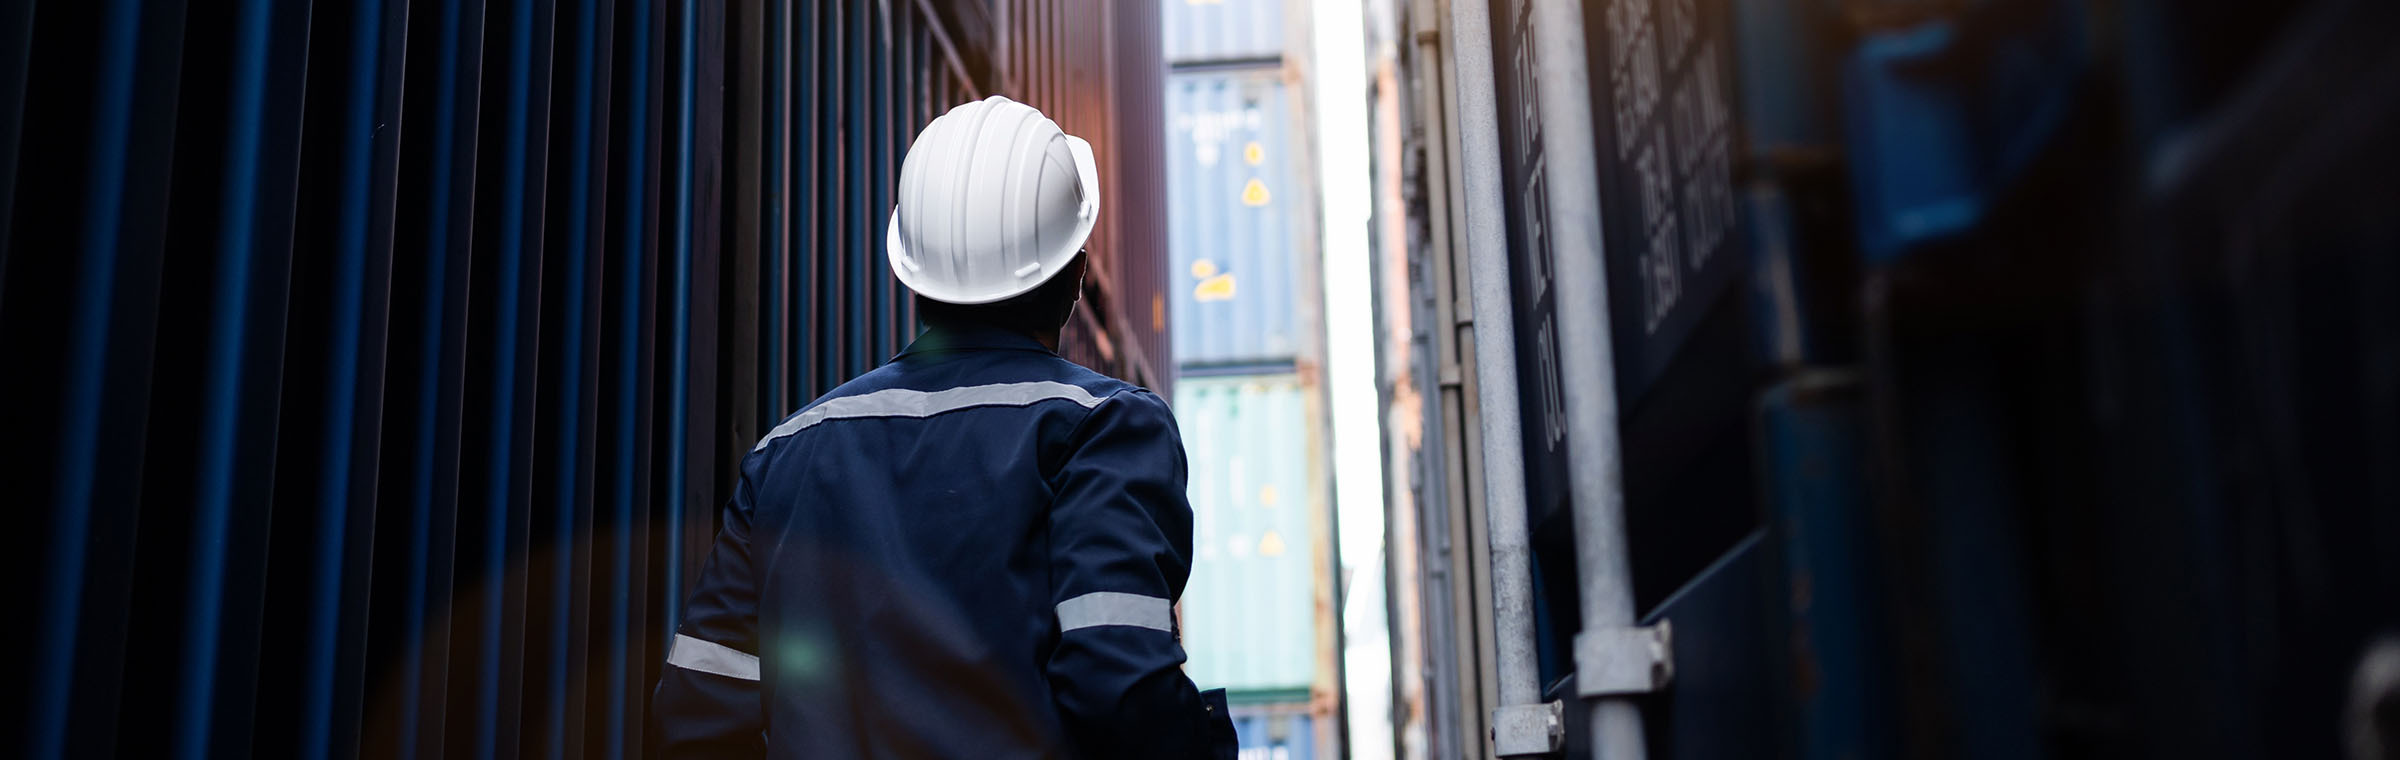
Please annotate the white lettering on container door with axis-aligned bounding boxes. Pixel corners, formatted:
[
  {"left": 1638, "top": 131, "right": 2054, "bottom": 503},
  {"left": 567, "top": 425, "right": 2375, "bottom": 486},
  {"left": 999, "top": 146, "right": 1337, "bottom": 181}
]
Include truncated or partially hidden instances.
[{"left": 1607, "top": 0, "right": 1732, "bottom": 337}]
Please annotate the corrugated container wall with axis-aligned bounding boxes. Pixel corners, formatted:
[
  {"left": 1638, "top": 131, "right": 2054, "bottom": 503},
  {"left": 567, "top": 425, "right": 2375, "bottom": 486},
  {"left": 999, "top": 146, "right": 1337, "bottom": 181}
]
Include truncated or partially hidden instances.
[
  {"left": 1163, "top": 0, "right": 1289, "bottom": 65},
  {"left": 1385, "top": 1, "right": 1504, "bottom": 756},
  {"left": 995, "top": 0, "right": 1174, "bottom": 397},
  {"left": 0, "top": 1, "right": 1165, "bottom": 757},
  {"left": 1110, "top": 0, "right": 1174, "bottom": 396},
  {"left": 1167, "top": 70, "right": 1307, "bottom": 368},
  {"left": 1174, "top": 374, "right": 1326, "bottom": 696}
]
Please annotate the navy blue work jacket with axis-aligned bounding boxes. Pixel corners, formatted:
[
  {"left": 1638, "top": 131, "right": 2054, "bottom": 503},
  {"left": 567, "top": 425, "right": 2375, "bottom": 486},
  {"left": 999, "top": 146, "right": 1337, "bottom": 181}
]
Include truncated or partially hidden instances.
[{"left": 654, "top": 324, "right": 1237, "bottom": 759}]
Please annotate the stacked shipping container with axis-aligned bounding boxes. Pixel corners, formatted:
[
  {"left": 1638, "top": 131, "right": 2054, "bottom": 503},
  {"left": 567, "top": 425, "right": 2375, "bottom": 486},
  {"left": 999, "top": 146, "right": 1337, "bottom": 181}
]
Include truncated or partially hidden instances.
[
  {"left": 1160, "top": 0, "right": 1341, "bottom": 757},
  {"left": 1377, "top": 0, "right": 2400, "bottom": 758},
  {"left": 1168, "top": 71, "right": 1306, "bottom": 368},
  {"left": 0, "top": 1, "right": 1167, "bottom": 757},
  {"left": 1176, "top": 375, "right": 1327, "bottom": 697}
]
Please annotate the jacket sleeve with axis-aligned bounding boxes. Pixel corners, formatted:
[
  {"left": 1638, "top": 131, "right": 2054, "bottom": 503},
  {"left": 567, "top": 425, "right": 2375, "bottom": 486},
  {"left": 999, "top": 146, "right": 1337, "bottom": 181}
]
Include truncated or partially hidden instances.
[
  {"left": 652, "top": 453, "right": 768, "bottom": 759},
  {"left": 1045, "top": 389, "right": 1239, "bottom": 759}
]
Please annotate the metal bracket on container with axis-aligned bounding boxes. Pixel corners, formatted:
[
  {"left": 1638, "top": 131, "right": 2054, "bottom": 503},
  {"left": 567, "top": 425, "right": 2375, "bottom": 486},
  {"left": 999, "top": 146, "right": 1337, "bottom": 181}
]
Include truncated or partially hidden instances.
[
  {"left": 1490, "top": 701, "right": 1564, "bottom": 757},
  {"left": 1575, "top": 621, "right": 1675, "bottom": 697}
]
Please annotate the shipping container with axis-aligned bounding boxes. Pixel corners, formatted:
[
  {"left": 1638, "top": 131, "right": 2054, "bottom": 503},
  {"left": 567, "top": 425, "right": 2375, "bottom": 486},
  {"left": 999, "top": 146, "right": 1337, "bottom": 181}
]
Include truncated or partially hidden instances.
[
  {"left": 1161, "top": 6, "right": 1341, "bottom": 756},
  {"left": 0, "top": 1, "right": 1169, "bottom": 757},
  {"left": 1382, "top": 3, "right": 1505, "bottom": 757},
  {"left": 1174, "top": 373, "right": 1330, "bottom": 696},
  {"left": 1375, "top": 0, "right": 2400, "bottom": 758},
  {"left": 1107, "top": 0, "right": 1176, "bottom": 395},
  {"left": 1166, "top": 69, "right": 1312, "bottom": 369},
  {"left": 1163, "top": 0, "right": 1290, "bottom": 66},
  {"left": 1228, "top": 705, "right": 1320, "bottom": 760}
]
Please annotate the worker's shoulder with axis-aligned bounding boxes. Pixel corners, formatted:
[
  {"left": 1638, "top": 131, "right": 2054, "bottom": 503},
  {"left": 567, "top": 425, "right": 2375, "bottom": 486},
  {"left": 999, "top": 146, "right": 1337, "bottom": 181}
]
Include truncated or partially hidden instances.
[
  {"left": 1039, "top": 355, "right": 1155, "bottom": 402},
  {"left": 1036, "top": 364, "right": 1184, "bottom": 445},
  {"left": 919, "top": 354, "right": 1172, "bottom": 433},
  {"left": 739, "top": 366, "right": 917, "bottom": 458},
  {"left": 1029, "top": 356, "right": 1182, "bottom": 424}
]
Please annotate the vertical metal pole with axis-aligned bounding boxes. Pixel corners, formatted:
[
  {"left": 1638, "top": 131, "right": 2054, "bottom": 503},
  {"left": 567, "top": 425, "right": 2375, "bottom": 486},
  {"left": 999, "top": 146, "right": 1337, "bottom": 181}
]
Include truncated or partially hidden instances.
[
  {"left": 1443, "top": 0, "right": 1555, "bottom": 755},
  {"left": 1525, "top": 0, "right": 1649, "bottom": 755}
]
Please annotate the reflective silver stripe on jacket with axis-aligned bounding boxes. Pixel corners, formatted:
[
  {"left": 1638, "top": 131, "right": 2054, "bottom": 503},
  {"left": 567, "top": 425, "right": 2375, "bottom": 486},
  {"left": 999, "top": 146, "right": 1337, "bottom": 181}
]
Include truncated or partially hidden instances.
[
  {"left": 667, "top": 634, "right": 761, "bottom": 681},
  {"left": 1056, "top": 591, "right": 1175, "bottom": 633},
  {"left": 754, "top": 381, "right": 1106, "bottom": 452}
]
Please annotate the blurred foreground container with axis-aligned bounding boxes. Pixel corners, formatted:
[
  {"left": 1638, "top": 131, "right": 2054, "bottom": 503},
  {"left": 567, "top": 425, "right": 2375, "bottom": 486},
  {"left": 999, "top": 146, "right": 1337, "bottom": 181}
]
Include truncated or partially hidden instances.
[{"left": 1373, "top": 0, "right": 2400, "bottom": 758}]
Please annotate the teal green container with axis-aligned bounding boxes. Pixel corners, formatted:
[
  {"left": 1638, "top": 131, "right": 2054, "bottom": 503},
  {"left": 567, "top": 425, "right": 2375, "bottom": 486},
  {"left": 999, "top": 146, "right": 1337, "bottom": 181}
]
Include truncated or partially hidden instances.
[{"left": 1173, "top": 374, "right": 1325, "bottom": 696}]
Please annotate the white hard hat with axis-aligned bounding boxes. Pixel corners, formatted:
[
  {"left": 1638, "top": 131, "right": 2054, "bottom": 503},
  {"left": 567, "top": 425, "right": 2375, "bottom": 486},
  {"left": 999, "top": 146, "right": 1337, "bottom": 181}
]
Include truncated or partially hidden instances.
[{"left": 887, "top": 96, "right": 1100, "bottom": 305}]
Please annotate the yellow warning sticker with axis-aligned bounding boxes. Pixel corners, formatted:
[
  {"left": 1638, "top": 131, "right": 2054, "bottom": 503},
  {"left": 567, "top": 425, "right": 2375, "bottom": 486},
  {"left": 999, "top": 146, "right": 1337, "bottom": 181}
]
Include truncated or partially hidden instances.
[
  {"left": 1258, "top": 530, "right": 1286, "bottom": 557},
  {"left": 1194, "top": 272, "right": 1237, "bottom": 302},
  {"left": 1190, "top": 258, "right": 1218, "bottom": 279},
  {"left": 1244, "top": 141, "right": 1265, "bottom": 166},
  {"left": 1240, "top": 178, "right": 1270, "bottom": 207}
]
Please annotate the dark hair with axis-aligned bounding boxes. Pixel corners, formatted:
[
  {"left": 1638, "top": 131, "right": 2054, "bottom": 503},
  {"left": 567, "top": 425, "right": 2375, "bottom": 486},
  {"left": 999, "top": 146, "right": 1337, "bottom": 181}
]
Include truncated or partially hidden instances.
[{"left": 914, "top": 251, "right": 1086, "bottom": 336}]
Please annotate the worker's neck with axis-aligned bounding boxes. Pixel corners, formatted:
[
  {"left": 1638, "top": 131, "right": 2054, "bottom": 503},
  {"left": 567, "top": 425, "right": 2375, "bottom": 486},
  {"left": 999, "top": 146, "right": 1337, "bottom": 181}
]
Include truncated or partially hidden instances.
[{"left": 920, "top": 321, "right": 1062, "bottom": 354}]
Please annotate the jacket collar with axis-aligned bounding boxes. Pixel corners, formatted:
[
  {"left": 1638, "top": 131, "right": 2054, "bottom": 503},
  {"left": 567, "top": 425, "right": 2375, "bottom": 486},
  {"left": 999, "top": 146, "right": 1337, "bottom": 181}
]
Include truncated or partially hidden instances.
[{"left": 893, "top": 323, "right": 1056, "bottom": 360}]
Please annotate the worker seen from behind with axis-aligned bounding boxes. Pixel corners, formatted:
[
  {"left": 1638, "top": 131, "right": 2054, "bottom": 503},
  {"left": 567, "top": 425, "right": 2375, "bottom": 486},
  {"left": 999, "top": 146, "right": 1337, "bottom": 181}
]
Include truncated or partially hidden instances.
[{"left": 652, "top": 96, "right": 1239, "bottom": 759}]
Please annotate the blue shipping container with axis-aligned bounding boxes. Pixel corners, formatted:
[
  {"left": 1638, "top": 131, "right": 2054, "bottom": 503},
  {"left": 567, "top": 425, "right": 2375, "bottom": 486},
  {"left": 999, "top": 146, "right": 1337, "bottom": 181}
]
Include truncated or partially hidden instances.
[
  {"left": 1167, "top": 70, "right": 1308, "bottom": 368},
  {"left": 1229, "top": 706, "right": 1318, "bottom": 760},
  {"left": 1175, "top": 374, "right": 1324, "bottom": 694},
  {"left": 1162, "top": 0, "right": 1288, "bottom": 65}
]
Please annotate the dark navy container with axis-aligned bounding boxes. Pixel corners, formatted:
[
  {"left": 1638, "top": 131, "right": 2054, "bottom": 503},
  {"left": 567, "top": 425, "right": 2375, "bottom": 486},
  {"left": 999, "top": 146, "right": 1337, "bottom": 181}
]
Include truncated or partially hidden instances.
[{"left": 0, "top": 1, "right": 1170, "bottom": 757}]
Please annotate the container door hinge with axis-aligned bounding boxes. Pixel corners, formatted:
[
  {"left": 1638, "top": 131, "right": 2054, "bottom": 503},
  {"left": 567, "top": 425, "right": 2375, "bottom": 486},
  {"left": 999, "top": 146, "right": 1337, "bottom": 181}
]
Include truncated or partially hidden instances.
[
  {"left": 1576, "top": 620, "right": 1675, "bottom": 697},
  {"left": 1490, "top": 701, "right": 1564, "bottom": 757}
]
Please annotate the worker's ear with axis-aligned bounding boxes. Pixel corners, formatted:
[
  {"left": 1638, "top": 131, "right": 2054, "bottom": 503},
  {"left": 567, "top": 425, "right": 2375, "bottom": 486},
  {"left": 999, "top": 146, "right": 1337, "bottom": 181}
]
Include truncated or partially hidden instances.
[
  {"left": 1065, "top": 250, "right": 1089, "bottom": 306},
  {"left": 1055, "top": 250, "right": 1089, "bottom": 330}
]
